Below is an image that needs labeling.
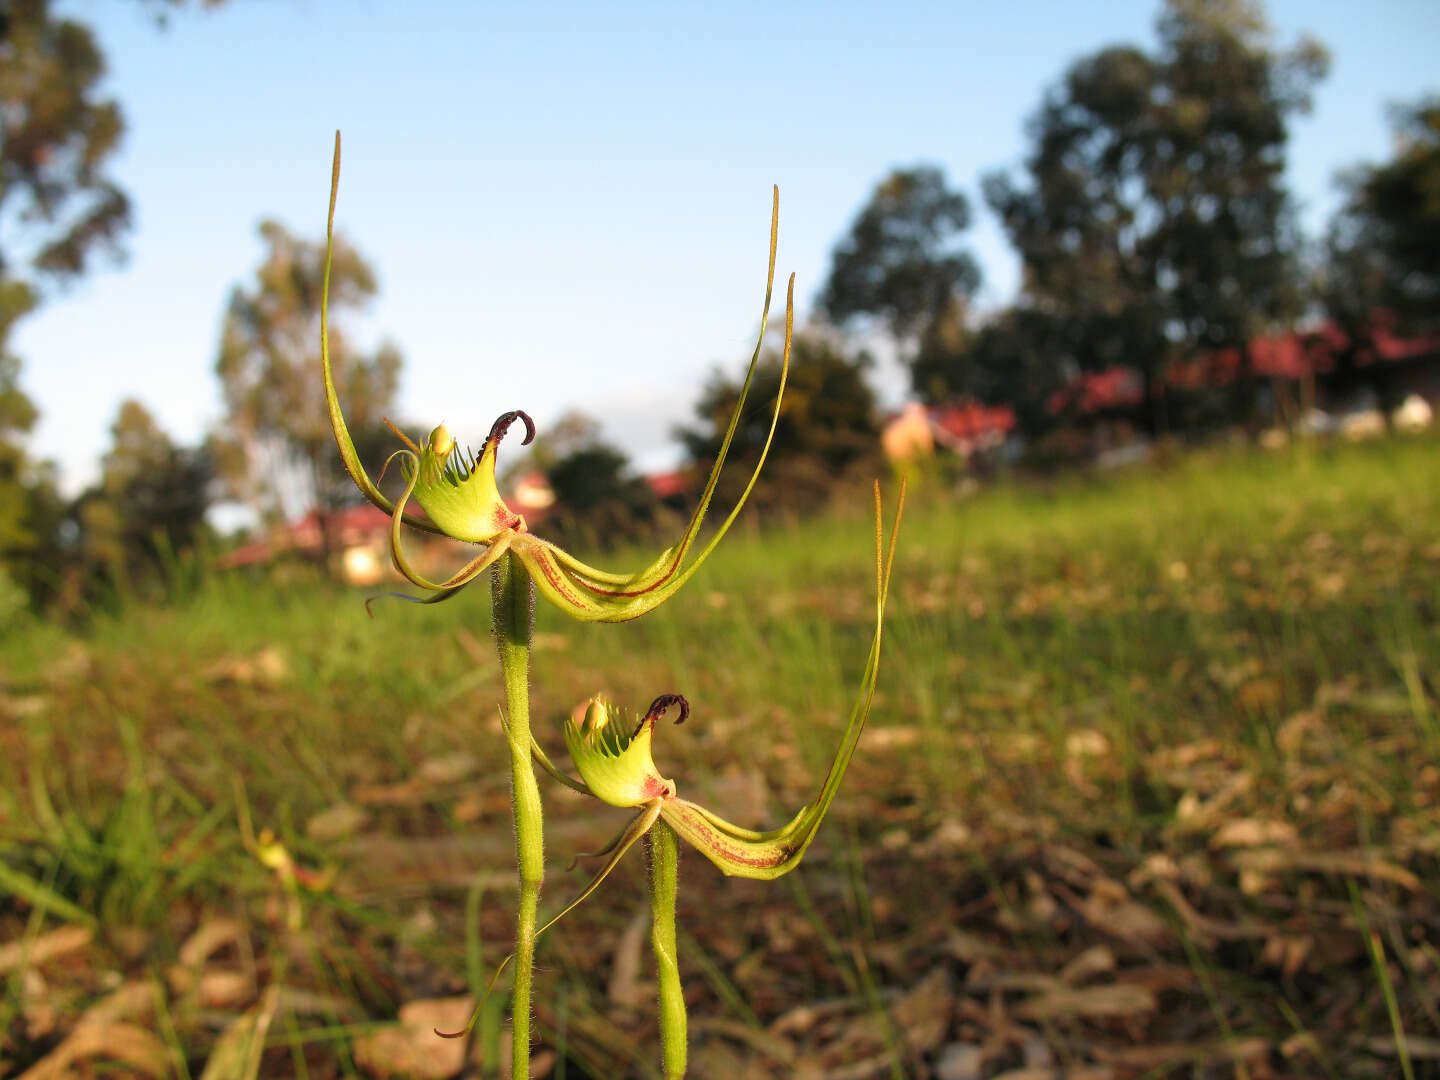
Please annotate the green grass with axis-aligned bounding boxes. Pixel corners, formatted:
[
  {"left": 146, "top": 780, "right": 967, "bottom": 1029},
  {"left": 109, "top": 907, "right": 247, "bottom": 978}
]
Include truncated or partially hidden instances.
[{"left": 2, "top": 432, "right": 1438, "bottom": 1078}]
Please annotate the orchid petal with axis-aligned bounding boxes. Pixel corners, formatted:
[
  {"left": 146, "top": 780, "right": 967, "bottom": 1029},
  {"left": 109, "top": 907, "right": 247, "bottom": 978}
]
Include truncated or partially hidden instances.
[
  {"left": 534, "top": 270, "right": 795, "bottom": 621},
  {"left": 562, "top": 695, "right": 677, "bottom": 807},
  {"left": 534, "top": 801, "right": 664, "bottom": 938},
  {"left": 564, "top": 813, "right": 637, "bottom": 870},
  {"left": 322, "top": 132, "right": 443, "bottom": 535},
  {"left": 681, "top": 799, "right": 810, "bottom": 844},
  {"left": 528, "top": 735, "right": 590, "bottom": 796},
  {"left": 658, "top": 479, "right": 904, "bottom": 879},
  {"left": 407, "top": 413, "right": 530, "bottom": 543}
]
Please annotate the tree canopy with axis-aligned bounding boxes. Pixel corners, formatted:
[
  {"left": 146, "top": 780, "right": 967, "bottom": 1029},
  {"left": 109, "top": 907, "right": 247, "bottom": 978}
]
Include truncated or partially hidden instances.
[
  {"left": 0, "top": 0, "right": 133, "bottom": 602},
  {"left": 1327, "top": 98, "right": 1440, "bottom": 338},
  {"left": 981, "top": 0, "right": 1327, "bottom": 434},
  {"left": 677, "top": 331, "right": 879, "bottom": 513},
  {"left": 818, "top": 166, "right": 980, "bottom": 361},
  {"left": 0, "top": 0, "right": 130, "bottom": 299},
  {"left": 216, "top": 220, "right": 403, "bottom": 523},
  {"left": 70, "top": 399, "right": 212, "bottom": 584}
]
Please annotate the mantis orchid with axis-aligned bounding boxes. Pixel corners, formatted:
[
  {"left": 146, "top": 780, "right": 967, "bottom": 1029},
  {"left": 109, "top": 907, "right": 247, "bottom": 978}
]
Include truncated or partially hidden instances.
[
  {"left": 321, "top": 133, "right": 793, "bottom": 620},
  {"left": 320, "top": 132, "right": 898, "bottom": 1078},
  {"left": 540, "top": 477, "right": 900, "bottom": 886}
]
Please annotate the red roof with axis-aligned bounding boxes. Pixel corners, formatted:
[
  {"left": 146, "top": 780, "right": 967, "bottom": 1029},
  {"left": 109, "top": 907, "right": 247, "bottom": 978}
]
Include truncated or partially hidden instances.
[
  {"left": 1172, "top": 315, "right": 1437, "bottom": 390},
  {"left": 1046, "top": 315, "right": 1437, "bottom": 412},
  {"left": 216, "top": 503, "right": 397, "bottom": 570},
  {"left": 1047, "top": 368, "right": 1145, "bottom": 414},
  {"left": 645, "top": 469, "right": 690, "bottom": 499},
  {"left": 930, "top": 400, "right": 1016, "bottom": 441}
]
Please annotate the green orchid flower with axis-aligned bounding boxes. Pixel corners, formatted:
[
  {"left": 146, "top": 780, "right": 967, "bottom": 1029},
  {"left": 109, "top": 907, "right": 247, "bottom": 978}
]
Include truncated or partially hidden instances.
[
  {"left": 437, "top": 481, "right": 903, "bottom": 1043},
  {"left": 531, "top": 479, "right": 903, "bottom": 911},
  {"left": 321, "top": 133, "right": 794, "bottom": 621}
]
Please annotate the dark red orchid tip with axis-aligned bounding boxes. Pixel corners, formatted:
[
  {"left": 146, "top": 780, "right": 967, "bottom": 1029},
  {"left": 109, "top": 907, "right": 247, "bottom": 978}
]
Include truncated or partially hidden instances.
[
  {"left": 634, "top": 693, "right": 689, "bottom": 738},
  {"left": 487, "top": 409, "right": 536, "bottom": 447}
]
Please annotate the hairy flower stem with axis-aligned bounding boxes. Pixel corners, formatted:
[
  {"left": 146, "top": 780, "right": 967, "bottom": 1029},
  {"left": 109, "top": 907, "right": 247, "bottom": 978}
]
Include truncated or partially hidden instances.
[
  {"left": 649, "top": 821, "right": 686, "bottom": 1078},
  {"left": 493, "top": 552, "right": 543, "bottom": 1080}
]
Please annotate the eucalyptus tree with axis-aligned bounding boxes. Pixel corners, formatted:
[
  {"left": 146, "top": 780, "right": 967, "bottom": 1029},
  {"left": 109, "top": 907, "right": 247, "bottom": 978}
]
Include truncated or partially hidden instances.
[{"left": 985, "top": 0, "right": 1327, "bottom": 435}]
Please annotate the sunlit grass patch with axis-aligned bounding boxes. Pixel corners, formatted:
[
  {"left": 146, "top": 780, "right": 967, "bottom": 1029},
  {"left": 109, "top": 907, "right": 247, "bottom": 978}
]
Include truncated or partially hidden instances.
[{"left": 2, "top": 431, "right": 1437, "bottom": 1077}]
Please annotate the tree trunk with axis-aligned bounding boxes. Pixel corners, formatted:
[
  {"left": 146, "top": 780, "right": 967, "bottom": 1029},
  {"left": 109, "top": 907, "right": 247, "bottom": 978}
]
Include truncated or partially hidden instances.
[
  {"left": 1235, "top": 339, "right": 1261, "bottom": 441},
  {"left": 1141, "top": 361, "right": 1168, "bottom": 441},
  {"left": 309, "top": 449, "right": 336, "bottom": 573}
]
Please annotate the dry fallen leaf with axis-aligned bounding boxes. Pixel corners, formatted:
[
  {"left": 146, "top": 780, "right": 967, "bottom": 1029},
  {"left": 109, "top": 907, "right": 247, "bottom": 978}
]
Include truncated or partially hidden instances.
[
  {"left": 199, "top": 986, "right": 280, "bottom": 1080},
  {"left": 891, "top": 967, "right": 955, "bottom": 1056},
  {"left": 916, "top": 817, "right": 973, "bottom": 855},
  {"left": 934, "top": 1043, "right": 986, "bottom": 1080},
  {"left": 1260, "top": 934, "right": 1312, "bottom": 979},
  {"left": 1070, "top": 888, "right": 1173, "bottom": 949},
  {"left": 353, "top": 996, "right": 475, "bottom": 1079},
  {"left": 198, "top": 969, "right": 254, "bottom": 1009},
  {"left": 1235, "top": 678, "right": 1282, "bottom": 711},
  {"left": 16, "top": 981, "right": 162, "bottom": 1079},
  {"left": 0, "top": 925, "right": 92, "bottom": 974},
  {"left": 606, "top": 908, "right": 650, "bottom": 1011},
  {"left": 17, "top": 1020, "right": 170, "bottom": 1079},
  {"left": 178, "top": 917, "right": 244, "bottom": 968},
  {"left": 1275, "top": 708, "right": 1325, "bottom": 753},
  {"left": 1367, "top": 1035, "right": 1440, "bottom": 1059},
  {"left": 1209, "top": 817, "right": 1299, "bottom": 849},
  {"left": 306, "top": 800, "right": 370, "bottom": 840},
  {"left": 1059, "top": 944, "right": 1117, "bottom": 986},
  {"left": 859, "top": 724, "right": 923, "bottom": 750},
  {"left": 1014, "top": 982, "right": 1156, "bottom": 1021},
  {"left": 818, "top": 967, "right": 954, "bottom": 1068},
  {"left": 1066, "top": 729, "right": 1109, "bottom": 757},
  {"left": 206, "top": 647, "right": 288, "bottom": 686},
  {"left": 417, "top": 752, "right": 479, "bottom": 785},
  {"left": 1229, "top": 847, "right": 1422, "bottom": 891},
  {"left": 1095, "top": 1037, "right": 1269, "bottom": 1070}
]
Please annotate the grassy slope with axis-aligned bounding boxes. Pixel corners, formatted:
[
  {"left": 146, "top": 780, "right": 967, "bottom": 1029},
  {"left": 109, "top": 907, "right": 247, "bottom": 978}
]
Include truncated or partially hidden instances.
[{"left": 2, "top": 433, "right": 1437, "bottom": 1078}]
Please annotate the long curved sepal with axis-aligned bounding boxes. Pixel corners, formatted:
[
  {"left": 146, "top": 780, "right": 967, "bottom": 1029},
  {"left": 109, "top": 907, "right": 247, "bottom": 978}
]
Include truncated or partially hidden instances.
[
  {"left": 322, "top": 131, "right": 442, "bottom": 535},
  {"left": 659, "top": 478, "right": 905, "bottom": 879},
  {"left": 520, "top": 271, "right": 795, "bottom": 622},
  {"left": 546, "top": 186, "right": 781, "bottom": 593}
]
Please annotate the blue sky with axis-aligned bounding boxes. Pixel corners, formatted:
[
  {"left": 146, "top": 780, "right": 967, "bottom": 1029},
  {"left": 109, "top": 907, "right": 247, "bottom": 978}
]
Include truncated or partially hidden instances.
[{"left": 16, "top": 0, "right": 1439, "bottom": 501}]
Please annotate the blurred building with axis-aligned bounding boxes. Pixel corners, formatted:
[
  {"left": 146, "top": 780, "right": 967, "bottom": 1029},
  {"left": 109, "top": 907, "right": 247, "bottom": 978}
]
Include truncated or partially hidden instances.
[{"left": 881, "top": 400, "right": 1017, "bottom": 466}]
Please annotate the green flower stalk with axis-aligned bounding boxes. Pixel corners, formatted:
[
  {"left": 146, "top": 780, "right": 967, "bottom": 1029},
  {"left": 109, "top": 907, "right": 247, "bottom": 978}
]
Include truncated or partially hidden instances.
[{"left": 320, "top": 132, "right": 794, "bottom": 1079}]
